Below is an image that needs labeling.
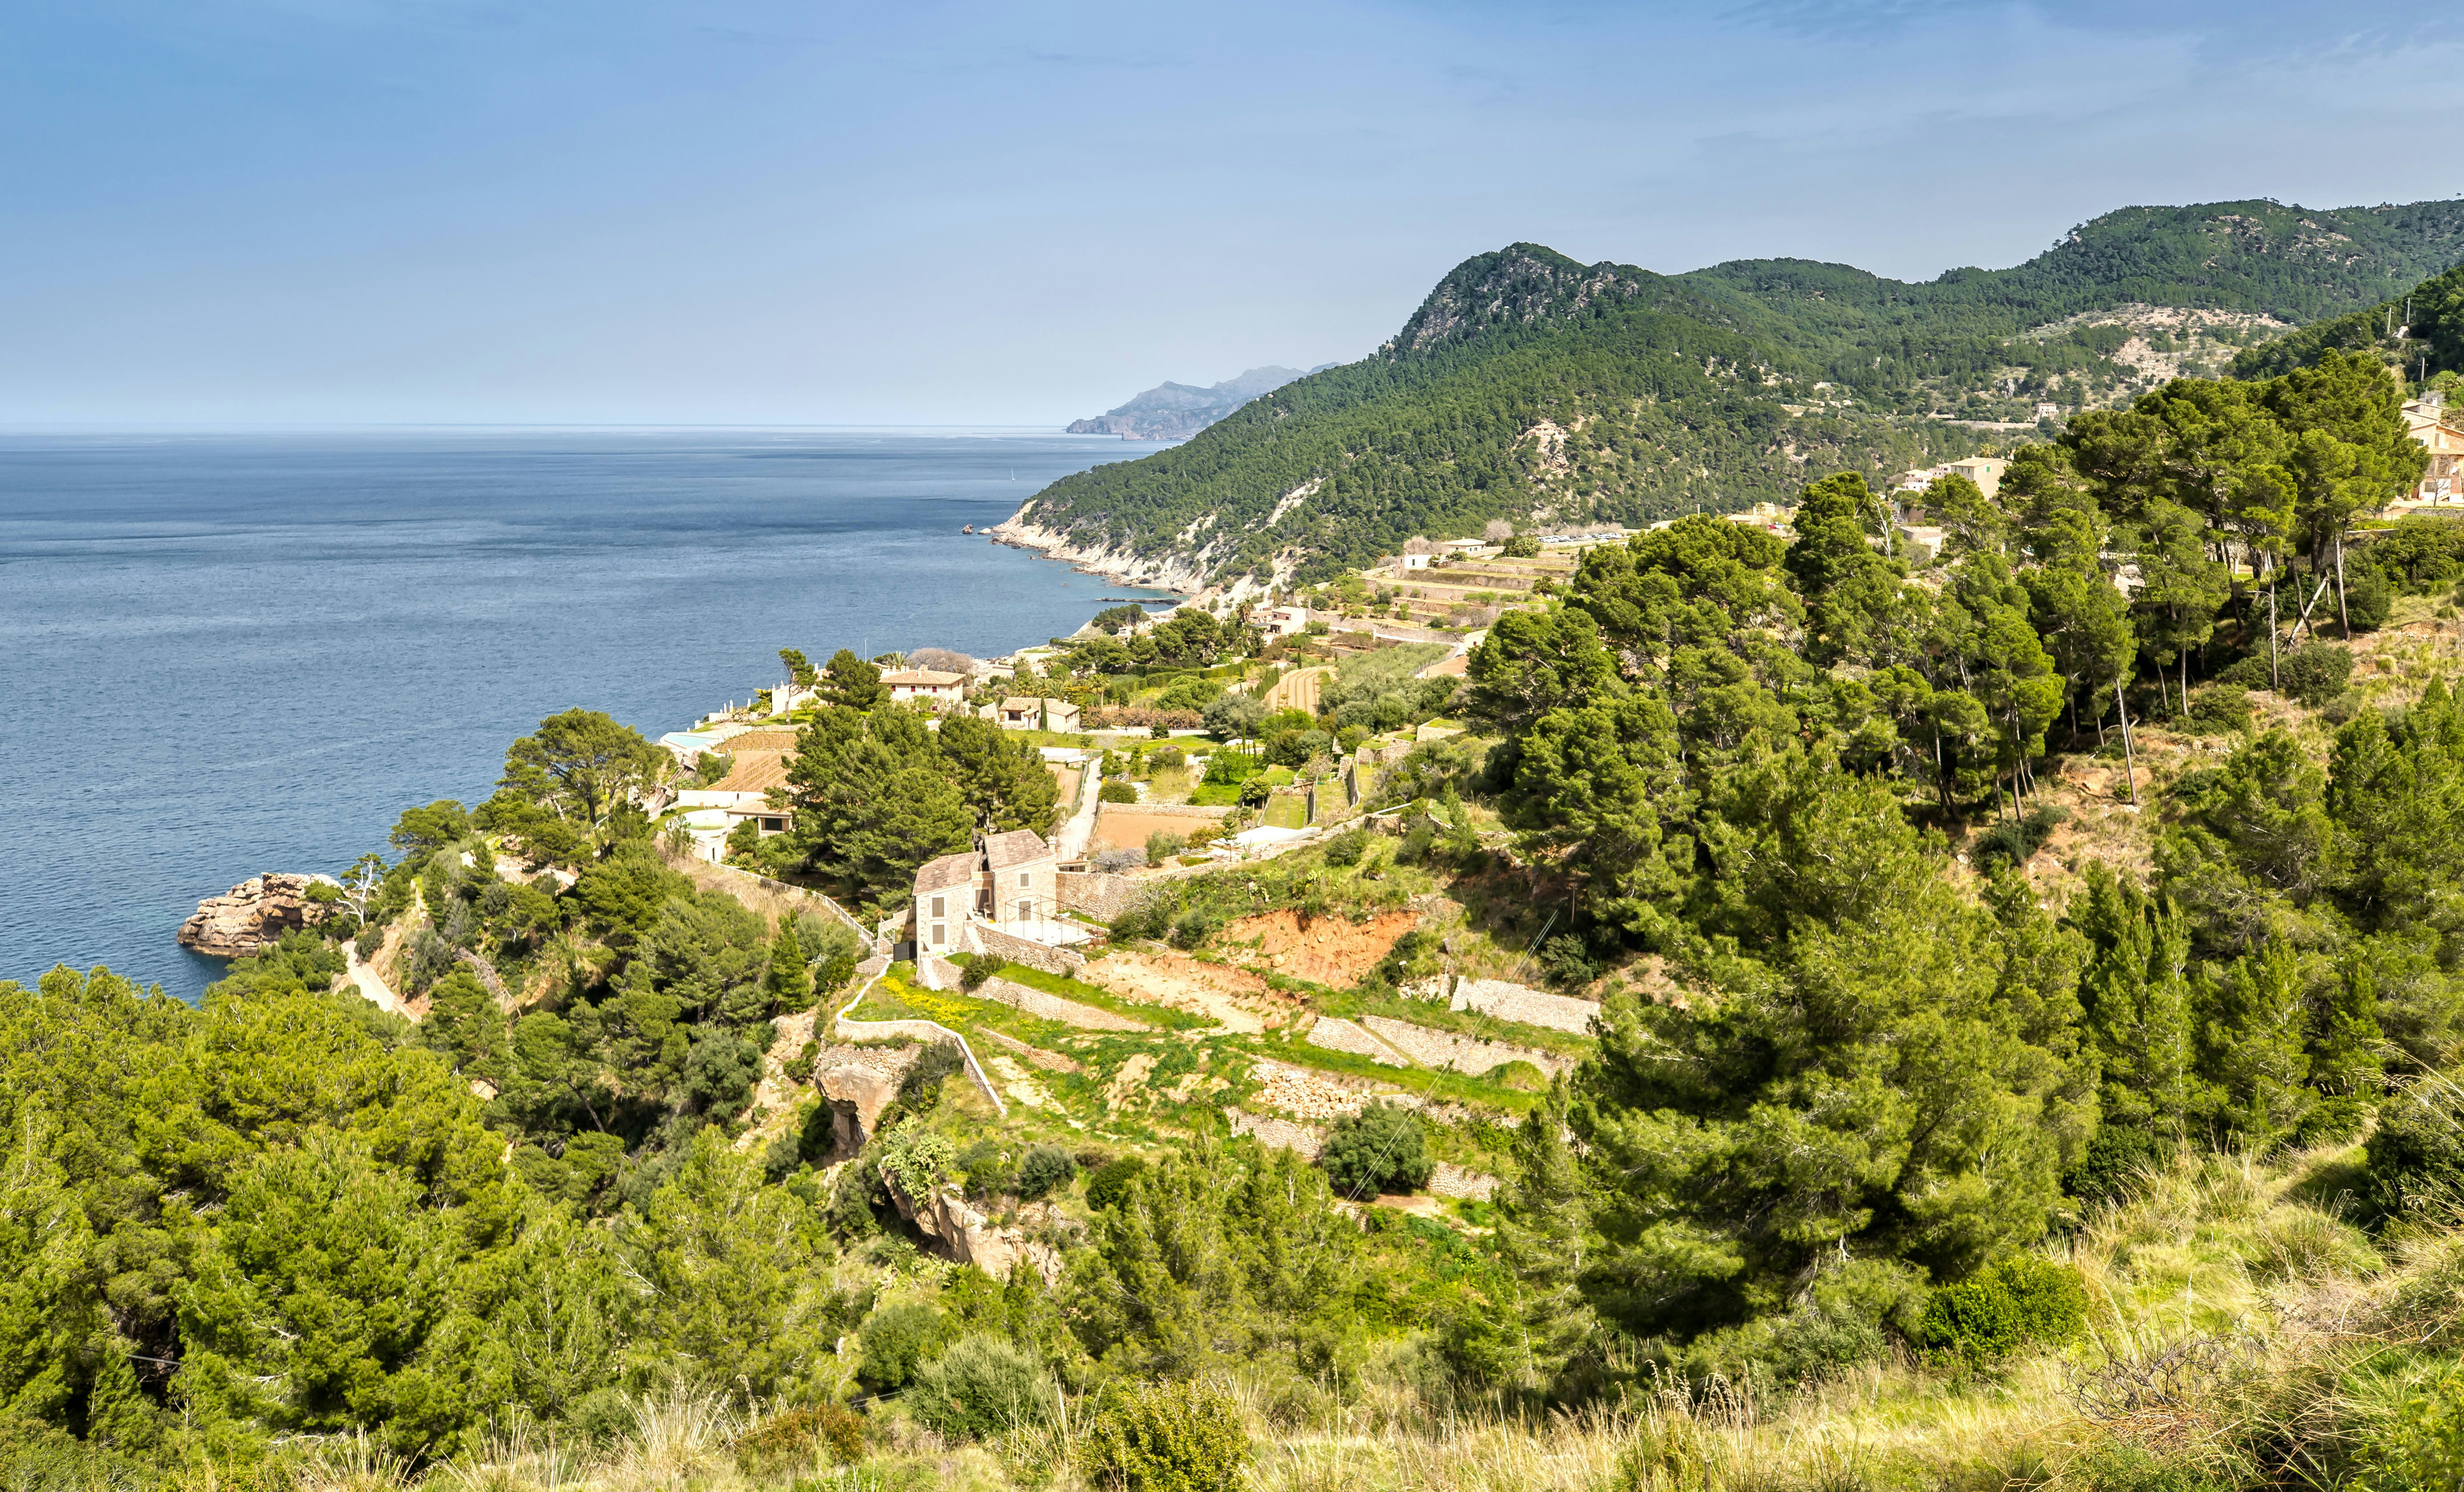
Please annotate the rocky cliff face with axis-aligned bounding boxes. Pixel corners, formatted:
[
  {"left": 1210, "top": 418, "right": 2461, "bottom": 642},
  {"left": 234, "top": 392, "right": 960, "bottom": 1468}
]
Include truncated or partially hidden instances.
[
  {"left": 177, "top": 873, "right": 336, "bottom": 958},
  {"left": 815, "top": 1046, "right": 920, "bottom": 1162},
  {"left": 989, "top": 501, "right": 1219, "bottom": 594},
  {"left": 886, "top": 1181, "right": 1064, "bottom": 1283}
]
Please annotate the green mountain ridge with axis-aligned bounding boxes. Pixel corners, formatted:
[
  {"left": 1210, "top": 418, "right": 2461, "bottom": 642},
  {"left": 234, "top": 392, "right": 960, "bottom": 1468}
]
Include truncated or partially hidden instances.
[{"left": 1014, "top": 197, "right": 2464, "bottom": 587}]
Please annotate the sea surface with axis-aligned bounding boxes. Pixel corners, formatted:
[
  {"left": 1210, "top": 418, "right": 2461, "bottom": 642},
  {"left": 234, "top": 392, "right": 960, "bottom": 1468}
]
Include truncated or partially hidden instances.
[{"left": 0, "top": 429, "right": 1171, "bottom": 1001}]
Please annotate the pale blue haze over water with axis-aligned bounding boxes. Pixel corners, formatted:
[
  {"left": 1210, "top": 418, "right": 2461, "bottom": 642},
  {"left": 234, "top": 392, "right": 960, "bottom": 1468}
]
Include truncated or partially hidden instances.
[{"left": 0, "top": 430, "right": 1171, "bottom": 1002}]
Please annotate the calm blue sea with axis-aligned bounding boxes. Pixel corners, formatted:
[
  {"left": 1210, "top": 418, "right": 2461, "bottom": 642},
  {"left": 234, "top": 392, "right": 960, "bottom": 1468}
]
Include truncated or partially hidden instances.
[{"left": 0, "top": 429, "right": 1170, "bottom": 1001}]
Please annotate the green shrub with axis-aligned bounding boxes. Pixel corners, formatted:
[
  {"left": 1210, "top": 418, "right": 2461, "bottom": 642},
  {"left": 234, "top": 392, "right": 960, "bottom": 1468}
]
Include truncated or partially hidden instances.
[
  {"left": 1969, "top": 805, "right": 2068, "bottom": 870},
  {"left": 1085, "top": 1155, "right": 1148, "bottom": 1212},
  {"left": 1323, "top": 829, "right": 1368, "bottom": 867},
  {"left": 959, "top": 957, "right": 995, "bottom": 993},
  {"left": 2066, "top": 1123, "right": 2166, "bottom": 1204},
  {"left": 1015, "top": 1144, "right": 1078, "bottom": 1201},
  {"left": 2365, "top": 1080, "right": 2464, "bottom": 1222},
  {"left": 1077, "top": 1380, "right": 1250, "bottom": 1492},
  {"left": 1320, "top": 1102, "right": 1434, "bottom": 1197},
  {"left": 2347, "top": 565, "right": 2395, "bottom": 631},
  {"left": 909, "top": 1335, "right": 1052, "bottom": 1443},
  {"left": 1169, "top": 907, "right": 1224, "bottom": 949},
  {"left": 1110, "top": 898, "right": 1172, "bottom": 942},
  {"left": 1100, "top": 780, "right": 1140, "bottom": 803},
  {"left": 857, "top": 1299, "right": 948, "bottom": 1391},
  {"left": 1915, "top": 1255, "right": 2088, "bottom": 1363},
  {"left": 958, "top": 1138, "right": 1016, "bottom": 1201},
  {"left": 2185, "top": 684, "right": 2253, "bottom": 735},
  {"left": 1151, "top": 745, "right": 1185, "bottom": 770},
  {"left": 2279, "top": 641, "right": 2354, "bottom": 705},
  {"left": 736, "top": 1401, "right": 866, "bottom": 1471},
  {"left": 1501, "top": 533, "right": 1541, "bottom": 558},
  {"left": 2358, "top": 1368, "right": 2464, "bottom": 1490},
  {"left": 1146, "top": 830, "right": 1189, "bottom": 862}
]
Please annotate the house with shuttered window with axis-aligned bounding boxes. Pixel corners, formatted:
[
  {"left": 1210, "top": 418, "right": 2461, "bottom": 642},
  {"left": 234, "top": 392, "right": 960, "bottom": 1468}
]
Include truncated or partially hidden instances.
[{"left": 908, "top": 829, "right": 1063, "bottom": 957}]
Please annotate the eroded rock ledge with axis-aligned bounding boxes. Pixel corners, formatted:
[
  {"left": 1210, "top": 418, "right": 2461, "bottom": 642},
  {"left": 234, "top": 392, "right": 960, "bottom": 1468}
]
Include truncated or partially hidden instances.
[{"left": 177, "top": 873, "right": 335, "bottom": 958}]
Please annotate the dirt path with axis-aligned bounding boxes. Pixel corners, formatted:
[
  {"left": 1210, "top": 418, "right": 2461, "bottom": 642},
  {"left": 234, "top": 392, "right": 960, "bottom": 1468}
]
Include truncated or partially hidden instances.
[
  {"left": 340, "top": 943, "right": 401, "bottom": 1015},
  {"left": 1055, "top": 756, "right": 1102, "bottom": 861}
]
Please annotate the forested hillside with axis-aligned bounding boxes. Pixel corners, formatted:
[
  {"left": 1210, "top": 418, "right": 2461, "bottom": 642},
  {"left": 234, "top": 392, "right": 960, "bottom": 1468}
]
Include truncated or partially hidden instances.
[
  {"left": 1013, "top": 198, "right": 2464, "bottom": 586},
  {"left": 14, "top": 348, "right": 2464, "bottom": 1488}
]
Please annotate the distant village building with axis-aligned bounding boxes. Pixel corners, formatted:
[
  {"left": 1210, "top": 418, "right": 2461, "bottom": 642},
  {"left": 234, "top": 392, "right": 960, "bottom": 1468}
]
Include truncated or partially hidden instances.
[
  {"left": 1261, "top": 605, "right": 1311, "bottom": 638},
  {"left": 995, "top": 697, "right": 1080, "bottom": 732},
  {"left": 1942, "top": 457, "right": 2009, "bottom": 500},
  {"left": 882, "top": 668, "right": 968, "bottom": 709},
  {"left": 1398, "top": 537, "right": 1443, "bottom": 570},
  {"left": 2034, "top": 402, "right": 2060, "bottom": 420},
  {"left": 909, "top": 829, "right": 1067, "bottom": 956},
  {"left": 2404, "top": 392, "right": 2464, "bottom": 504},
  {"left": 724, "top": 801, "right": 793, "bottom": 837}
]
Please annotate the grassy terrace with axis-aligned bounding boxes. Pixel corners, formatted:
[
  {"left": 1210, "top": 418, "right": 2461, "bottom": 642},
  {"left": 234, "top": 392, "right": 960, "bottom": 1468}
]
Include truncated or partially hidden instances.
[{"left": 954, "top": 955, "right": 1219, "bottom": 1032}]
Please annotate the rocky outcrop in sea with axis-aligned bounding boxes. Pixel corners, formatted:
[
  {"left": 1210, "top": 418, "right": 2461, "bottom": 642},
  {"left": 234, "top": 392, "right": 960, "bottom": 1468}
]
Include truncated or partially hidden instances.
[{"left": 177, "top": 873, "right": 336, "bottom": 958}]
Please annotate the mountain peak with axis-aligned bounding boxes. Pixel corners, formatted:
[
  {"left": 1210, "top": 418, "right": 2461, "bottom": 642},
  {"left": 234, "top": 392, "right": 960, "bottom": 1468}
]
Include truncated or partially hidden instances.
[{"left": 1389, "top": 243, "right": 1665, "bottom": 357}]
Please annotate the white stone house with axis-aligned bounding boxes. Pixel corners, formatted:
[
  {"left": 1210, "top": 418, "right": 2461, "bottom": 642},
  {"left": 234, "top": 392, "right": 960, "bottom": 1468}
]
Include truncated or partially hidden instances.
[
  {"left": 995, "top": 697, "right": 1080, "bottom": 732},
  {"left": 883, "top": 668, "right": 968, "bottom": 709}
]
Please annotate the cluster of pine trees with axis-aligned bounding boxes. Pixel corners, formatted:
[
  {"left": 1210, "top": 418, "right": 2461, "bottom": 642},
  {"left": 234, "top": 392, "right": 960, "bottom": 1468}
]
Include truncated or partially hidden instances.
[{"left": 1451, "top": 355, "right": 2464, "bottom": 1375}]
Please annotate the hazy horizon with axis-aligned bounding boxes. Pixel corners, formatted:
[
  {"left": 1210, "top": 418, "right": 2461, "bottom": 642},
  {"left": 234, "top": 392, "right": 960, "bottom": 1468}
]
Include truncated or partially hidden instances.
[{"left": 14, "top": 2, "right": 2464, "bottom": 427}]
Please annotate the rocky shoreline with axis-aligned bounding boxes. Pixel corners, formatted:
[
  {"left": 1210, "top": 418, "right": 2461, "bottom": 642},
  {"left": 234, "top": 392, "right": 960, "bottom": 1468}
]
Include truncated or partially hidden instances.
[
  {"left": 177, "top": 873, "right": 336, "bottom": 958},
  {"left": 989, "top": 501, "right": 1208, "bottom": 594}
]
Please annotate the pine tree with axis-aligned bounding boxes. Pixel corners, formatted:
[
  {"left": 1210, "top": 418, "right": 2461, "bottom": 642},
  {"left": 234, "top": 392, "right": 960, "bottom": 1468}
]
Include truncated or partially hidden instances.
[
  {"left": 2198, "top": 938, "right": 2315, "bottom": 1148},
  {"left": 2070, "top": 862, "right": 2203, "bottom": 1139},
  {"left": 1495, "top": 1075, "right": 1597, "bottom": 1390},
  {"left": 761, "top": 917, "right": 813, "bottom": 1016}
]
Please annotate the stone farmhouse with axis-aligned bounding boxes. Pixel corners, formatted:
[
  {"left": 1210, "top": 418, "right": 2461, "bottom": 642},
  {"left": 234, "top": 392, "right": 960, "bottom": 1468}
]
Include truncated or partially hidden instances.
[
  {"left": 909, "top": 829, "right": 1078, "bottom": 958},
  {"left": 883, "top": 668, "right": 968, "bottom": 709}
]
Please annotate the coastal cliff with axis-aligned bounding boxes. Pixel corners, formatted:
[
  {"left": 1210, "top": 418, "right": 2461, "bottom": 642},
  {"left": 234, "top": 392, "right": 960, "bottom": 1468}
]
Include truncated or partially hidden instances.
[
  {"left": 177, "top": 873, "right": 336, "bottom": 957},
  {"left": 989, "top": 500, "right": 1214, "bottom": 594}
]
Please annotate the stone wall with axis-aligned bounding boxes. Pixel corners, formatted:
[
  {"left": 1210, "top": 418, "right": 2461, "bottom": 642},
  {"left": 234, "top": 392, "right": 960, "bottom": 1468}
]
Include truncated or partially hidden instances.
[
  {"left": 968, "top": 920, "right": 1089, "bottom": 976},
  {"left": 1057, "top": 869, "right": 1155, "bottom": 922}
]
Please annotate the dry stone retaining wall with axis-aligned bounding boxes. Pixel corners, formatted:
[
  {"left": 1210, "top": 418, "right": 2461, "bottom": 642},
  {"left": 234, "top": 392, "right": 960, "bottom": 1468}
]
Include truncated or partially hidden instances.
[
  {"left": 1305, "top": 1016, "right": 1408, "bottom": 1066},
  {"left": 1428, "top": 1163, "right": 1498, "bottom": 1201},
  {"left": 1228, "top": 1109, "right": 1325, "bottom": 1158},
  {"left": 977, "top": 974, "right": 1148, "bottom": 1032},
  {"left": 970, "top": 921, "right": 1090, "bottom": 976},
  {"left": 1447, "top": 978, "right": 1600, "bottom": 1036},
  {"left": 1359, "top": 1013, "right": 1569, "bottom": 1077},
  {"left": 1056, "top": 869, "right": 1156, "bottom": 922}
]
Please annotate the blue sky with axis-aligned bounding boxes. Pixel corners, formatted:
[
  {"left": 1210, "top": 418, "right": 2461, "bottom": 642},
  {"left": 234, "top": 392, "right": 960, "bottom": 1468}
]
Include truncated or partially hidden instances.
[{"left": 8, "top": 1, "right": 2464, "bottom": 426}]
